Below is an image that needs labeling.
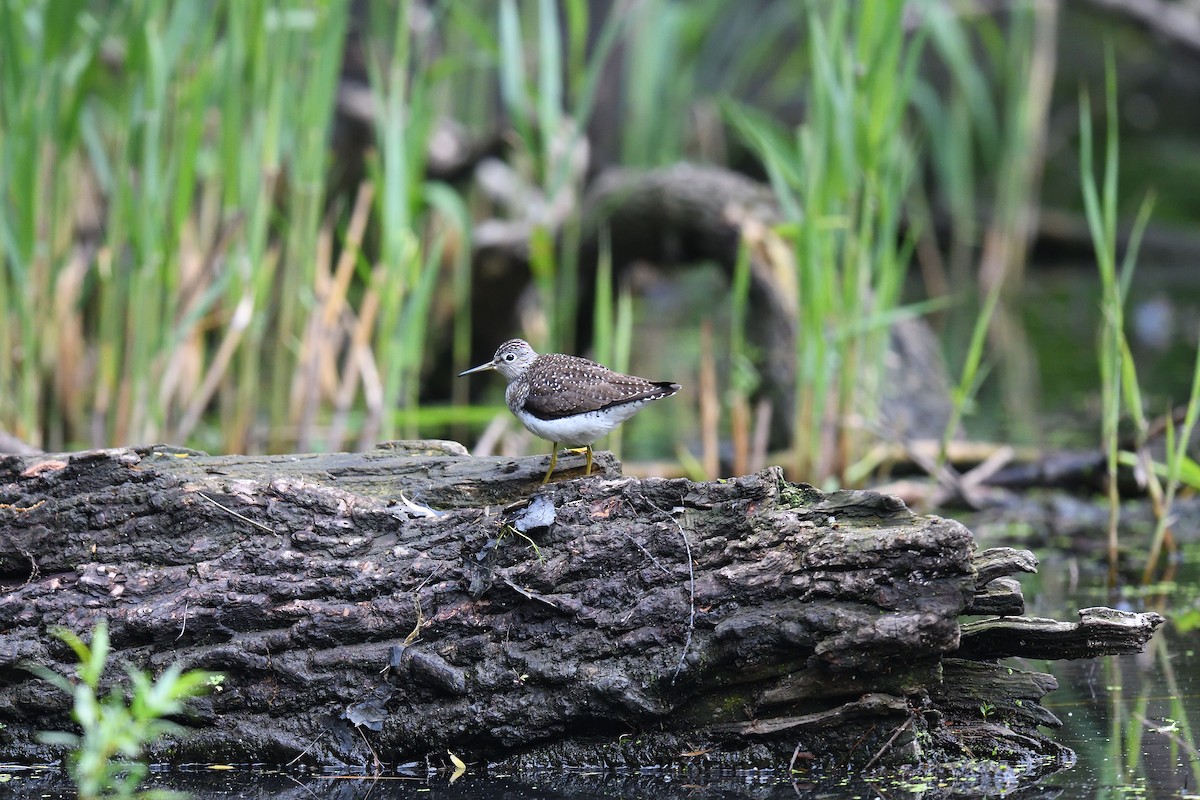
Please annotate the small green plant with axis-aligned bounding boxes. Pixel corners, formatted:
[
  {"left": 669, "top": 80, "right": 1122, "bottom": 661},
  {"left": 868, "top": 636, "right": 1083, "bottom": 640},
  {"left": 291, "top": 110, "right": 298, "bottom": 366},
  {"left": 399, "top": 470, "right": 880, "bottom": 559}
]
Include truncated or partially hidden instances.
[
  {"left": 499, "top": 523, "right": 545, "bottom": 562},
  {"left": 25, "top": 622, "right": 219, "bottom": 800}
]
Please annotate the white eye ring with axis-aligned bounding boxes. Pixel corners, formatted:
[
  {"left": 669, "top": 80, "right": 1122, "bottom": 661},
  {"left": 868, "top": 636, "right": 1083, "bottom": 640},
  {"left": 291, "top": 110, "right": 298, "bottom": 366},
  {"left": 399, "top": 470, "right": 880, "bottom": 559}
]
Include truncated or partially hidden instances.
[{"left": 504, "top": 353, "right": 515, "bottom": 361}]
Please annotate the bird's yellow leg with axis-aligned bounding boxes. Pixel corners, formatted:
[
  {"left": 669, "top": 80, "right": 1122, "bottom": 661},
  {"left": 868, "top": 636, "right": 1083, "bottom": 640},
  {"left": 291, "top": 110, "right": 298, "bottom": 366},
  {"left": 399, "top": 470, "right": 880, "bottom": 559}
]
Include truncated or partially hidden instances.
[
  {"left": 541, "top": 443, "right": 559, "bottom": 485},
  {"left": 563, "top": 446, "right": 592, "bottom": 476}
]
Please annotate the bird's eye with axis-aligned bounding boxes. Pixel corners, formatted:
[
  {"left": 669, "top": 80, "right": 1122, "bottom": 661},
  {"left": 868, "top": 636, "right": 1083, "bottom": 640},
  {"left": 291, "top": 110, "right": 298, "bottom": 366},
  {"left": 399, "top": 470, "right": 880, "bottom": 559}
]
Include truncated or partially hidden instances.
[{"left": 504, "top": 353, "right": 515, "bottom": 362}]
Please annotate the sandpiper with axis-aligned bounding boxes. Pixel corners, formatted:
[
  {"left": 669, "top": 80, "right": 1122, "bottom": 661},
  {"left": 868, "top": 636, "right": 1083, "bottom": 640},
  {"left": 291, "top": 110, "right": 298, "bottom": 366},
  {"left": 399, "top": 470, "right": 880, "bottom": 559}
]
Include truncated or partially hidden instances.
[{"left": 458, "top": 339, "right": 680, "bottom": 483}]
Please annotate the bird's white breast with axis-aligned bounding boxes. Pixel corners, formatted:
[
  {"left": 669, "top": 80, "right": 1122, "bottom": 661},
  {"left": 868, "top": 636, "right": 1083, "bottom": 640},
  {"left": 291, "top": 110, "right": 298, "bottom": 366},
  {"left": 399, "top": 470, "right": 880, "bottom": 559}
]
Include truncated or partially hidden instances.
[{"left": 513, "top": 401, "right": 650, "bottom": 447}]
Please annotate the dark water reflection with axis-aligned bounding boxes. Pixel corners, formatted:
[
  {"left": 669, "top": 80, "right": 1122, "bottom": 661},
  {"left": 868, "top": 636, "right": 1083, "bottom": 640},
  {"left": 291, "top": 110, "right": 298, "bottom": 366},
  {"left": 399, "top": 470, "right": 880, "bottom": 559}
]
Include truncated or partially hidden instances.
[
  {"left": 1022, "top": 550, "right": 1200, "bottom": 800},
  {"left": 0, "top": 769, "right": 1076, "bottom": 800}
]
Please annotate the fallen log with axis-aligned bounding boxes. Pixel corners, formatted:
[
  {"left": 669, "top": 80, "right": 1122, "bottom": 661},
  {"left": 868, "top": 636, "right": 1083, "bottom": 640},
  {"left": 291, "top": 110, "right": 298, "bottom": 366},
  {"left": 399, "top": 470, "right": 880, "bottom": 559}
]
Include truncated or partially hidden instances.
[{"left": 0, "top": 443, "right": 1163, "bottom": 774}]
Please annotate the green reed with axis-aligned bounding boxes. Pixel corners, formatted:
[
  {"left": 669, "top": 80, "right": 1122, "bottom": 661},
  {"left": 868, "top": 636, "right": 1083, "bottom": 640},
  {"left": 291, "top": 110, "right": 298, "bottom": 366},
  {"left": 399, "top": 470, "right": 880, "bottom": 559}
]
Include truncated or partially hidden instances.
[
  {"left": 1081, "top": 54, "right": 1151, "bottom": 585},
  {"left": 1143, "top": 343, "right": 1200, "bottom": 581},
  {"left": 728, "top": 239, "right": 757, "bottom": 477},
  {"left": 0, "top": 1, "right": 456, "bottom": 454},
  {"left": 589, "top": 240, "right": 635, "bottom": 461},
  {"left": 1158, "top": 634, "right": 1200, "bottom": 790},
  {"left": 496, "top": 0, "right": 624, "bottom": 355},
  {"left": 621, "top": 0, "right": 689, "bottom": 168},
  {"left": 1081, "top": 52, "right": 1200, "bottom": 585},
  {"left": 914, "top": 0, "right": 1055, "bottom": 462},
  {"left": 726, "top": 1, "right": 922, "bottom": 483},
  {"left": 2, "top": 4, "right": 308, "bottom": 448}
]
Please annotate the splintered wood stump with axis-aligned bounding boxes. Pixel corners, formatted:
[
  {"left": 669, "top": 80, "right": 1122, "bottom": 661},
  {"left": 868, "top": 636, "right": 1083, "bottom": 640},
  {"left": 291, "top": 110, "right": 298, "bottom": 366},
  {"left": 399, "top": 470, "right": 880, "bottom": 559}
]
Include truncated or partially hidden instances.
[{"left": 0, "top": 443, "right": 1163, "bottom": 772}]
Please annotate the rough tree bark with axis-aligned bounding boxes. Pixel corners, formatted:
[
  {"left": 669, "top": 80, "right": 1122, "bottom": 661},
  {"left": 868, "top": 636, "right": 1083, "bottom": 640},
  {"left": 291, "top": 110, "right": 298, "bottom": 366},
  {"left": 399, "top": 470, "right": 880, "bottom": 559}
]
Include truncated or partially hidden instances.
[{"left": 0, "top": 443, "right": 1162, "bottom": 774}]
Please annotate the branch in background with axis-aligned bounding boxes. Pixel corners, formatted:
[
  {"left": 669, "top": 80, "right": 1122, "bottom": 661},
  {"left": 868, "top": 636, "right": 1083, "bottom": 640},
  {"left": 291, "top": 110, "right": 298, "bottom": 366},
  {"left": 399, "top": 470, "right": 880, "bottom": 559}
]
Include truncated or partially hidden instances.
[
  {"left": 1083, "top": 0, "right": 1200, "bottom": 55},
  {"left": 337, "top": 80, "right": 507, "bottom": 183},
  {"left": 0, "top": 429, "right": 41, "bottom": 455}
]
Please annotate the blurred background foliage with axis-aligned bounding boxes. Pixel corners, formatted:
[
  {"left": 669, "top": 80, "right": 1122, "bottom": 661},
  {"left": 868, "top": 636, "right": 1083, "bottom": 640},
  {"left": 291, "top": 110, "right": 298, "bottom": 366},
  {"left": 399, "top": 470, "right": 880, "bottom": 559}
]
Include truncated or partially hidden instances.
[{"left": 2, "top": 0, "right": 1198, "bottom": 489}]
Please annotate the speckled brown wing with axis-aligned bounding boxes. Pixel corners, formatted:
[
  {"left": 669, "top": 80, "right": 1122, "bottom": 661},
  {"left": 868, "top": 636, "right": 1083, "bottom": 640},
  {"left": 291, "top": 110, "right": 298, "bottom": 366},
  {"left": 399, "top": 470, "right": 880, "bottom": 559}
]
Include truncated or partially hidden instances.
[{"left": 521, "top": 354, "right": 679, "bottom": 419}]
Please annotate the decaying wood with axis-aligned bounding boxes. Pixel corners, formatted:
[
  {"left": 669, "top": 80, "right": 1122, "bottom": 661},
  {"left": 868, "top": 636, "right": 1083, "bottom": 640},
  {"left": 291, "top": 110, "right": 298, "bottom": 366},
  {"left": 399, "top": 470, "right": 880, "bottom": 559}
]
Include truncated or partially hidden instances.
[
  {"left": 0, "top": 443, "right": 1163, "bottom": 774},
  {"left": 871, "top": 416, "right": 1200, "bottom": 507},
  {"left": 959, "top": 608, "right": 1167, "bottom": 661},
  {"left": 963, "top": 577, "right": 1025, "bottom": 616}
]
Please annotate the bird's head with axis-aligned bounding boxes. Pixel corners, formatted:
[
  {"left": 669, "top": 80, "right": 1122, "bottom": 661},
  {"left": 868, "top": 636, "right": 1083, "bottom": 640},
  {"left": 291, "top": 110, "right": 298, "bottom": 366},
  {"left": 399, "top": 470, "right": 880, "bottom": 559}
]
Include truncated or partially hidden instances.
[{"left": 457, "top": 338, "right": 539, "bottom": 382}]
